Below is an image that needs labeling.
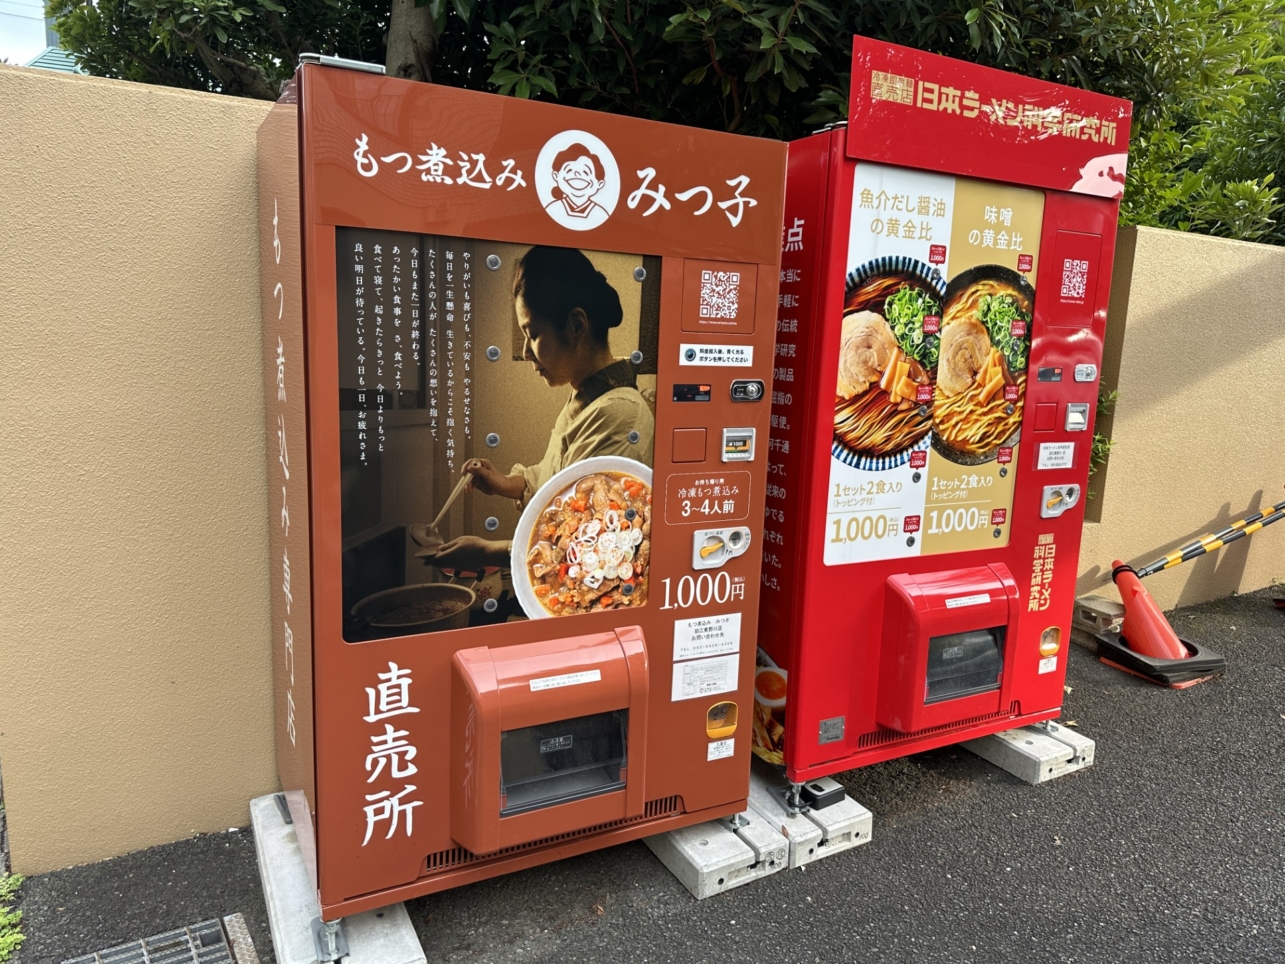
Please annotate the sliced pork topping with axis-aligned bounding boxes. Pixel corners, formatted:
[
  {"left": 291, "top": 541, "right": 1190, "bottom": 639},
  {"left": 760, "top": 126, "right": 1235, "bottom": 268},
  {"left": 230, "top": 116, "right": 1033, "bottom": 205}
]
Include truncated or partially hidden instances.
[
  {"left": 937, "top": 317, "right": 992, "bottom": 397},
  {"left": 835, "top": 310, "right": 897, "bottom": 399}
]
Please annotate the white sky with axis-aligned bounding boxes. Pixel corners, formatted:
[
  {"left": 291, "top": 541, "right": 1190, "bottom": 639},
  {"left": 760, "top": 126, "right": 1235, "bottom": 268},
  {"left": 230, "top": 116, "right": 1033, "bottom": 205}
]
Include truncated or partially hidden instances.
[{"left": 0, "top": 0, "right": 50, "bottom": 65}]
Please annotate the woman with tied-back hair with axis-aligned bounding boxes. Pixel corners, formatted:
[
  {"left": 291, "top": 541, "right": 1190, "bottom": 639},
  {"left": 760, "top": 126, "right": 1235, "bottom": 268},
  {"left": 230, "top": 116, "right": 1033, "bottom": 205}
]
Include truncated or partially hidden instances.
[{"left": 422, "top": 245, "right": 653, "bottom": 571}]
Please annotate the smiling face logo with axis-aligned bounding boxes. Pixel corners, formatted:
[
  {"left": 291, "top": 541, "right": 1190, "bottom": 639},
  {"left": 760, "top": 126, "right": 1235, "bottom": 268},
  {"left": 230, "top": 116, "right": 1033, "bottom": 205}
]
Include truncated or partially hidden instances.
[{"left": 535, "top": 130, "right": 620, "bottom": 231}]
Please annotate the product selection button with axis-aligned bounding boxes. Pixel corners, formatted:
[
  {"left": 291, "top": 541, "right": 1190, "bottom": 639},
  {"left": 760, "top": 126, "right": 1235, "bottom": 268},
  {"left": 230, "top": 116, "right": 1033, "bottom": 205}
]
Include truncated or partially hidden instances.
[
  {"left": 1034, "top": 402, "right": 1058, "bottom": 433},
  {"left": 672, "top": 428, "right": 708, "bottom": 463}
]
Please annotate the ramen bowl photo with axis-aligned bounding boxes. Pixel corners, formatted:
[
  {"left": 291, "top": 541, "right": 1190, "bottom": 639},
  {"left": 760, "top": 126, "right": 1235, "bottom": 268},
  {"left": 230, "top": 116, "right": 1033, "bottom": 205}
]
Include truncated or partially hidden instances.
[
  {"left": 833, "top": 256, "right": 946, "bottom": 471},
  {"left": 932, "top": 264, "right": 1035, "bottom": 465},
  {"left": 511, "top": 456, "right": 653, "bottom": 619},
  {"left": 751, "top": 656, "right": 788, "bottom": 765},
  {"left": 754, "top": 666, "right": 788, "bottom": 709}
]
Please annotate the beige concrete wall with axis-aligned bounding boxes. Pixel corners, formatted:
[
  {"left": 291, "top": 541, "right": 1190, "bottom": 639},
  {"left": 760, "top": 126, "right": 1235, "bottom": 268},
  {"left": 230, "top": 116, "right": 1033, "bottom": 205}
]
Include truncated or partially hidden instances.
[
  {"left": 1077, "top": 226, "right": 1285, "bottom": 610},
  {"left": 0, "top": 65, "right": 276, "bottom": 874},
  {"left": 0, "top": 67, "right": 1281, "bottom": 876}
]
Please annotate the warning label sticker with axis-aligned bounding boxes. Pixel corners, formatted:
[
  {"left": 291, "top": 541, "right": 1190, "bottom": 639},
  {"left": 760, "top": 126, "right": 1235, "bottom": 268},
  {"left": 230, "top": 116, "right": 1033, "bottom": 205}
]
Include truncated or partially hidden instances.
[
  {"left": 530, "top": 669, "right": 602, "bottom": 692},
  {"left": 707, "top": 738, "right": 735, "bottom": 761},
  {"left": 672, "top": 654, "right": 739, "bottom": 701}
]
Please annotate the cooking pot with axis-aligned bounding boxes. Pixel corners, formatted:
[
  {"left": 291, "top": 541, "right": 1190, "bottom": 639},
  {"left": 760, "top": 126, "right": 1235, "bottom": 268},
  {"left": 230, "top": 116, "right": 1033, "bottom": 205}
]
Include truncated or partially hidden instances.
[{"left": 351, "top": 582, "right": 476, "bottom": 635}]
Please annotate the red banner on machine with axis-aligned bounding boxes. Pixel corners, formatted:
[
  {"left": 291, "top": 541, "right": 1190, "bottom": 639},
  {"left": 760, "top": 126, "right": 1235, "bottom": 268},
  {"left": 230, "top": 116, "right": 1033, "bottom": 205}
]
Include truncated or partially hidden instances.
[{"left": 848, "top": 37, "right": 1132, "bottom": 197}]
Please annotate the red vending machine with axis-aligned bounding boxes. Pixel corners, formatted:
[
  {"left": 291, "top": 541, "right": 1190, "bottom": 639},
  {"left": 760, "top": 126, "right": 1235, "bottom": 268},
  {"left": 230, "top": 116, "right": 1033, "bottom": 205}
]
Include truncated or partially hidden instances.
[
  {"left": 259, "top": 58, "right": 785, "bottom": 917},
  {"left": 754, "top": 39, "right": 1130, "bottom": 785}
]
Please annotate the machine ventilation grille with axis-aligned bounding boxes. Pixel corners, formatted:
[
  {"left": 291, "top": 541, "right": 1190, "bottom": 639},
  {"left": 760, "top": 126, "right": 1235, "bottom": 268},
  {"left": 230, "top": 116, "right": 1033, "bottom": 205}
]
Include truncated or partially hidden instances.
[
  {"left": 857, "top": 702, "right": 1023, "bottom": 749},
  {"left": 423, "top": 796, "right": 684, "bottom": 875},
  {"left": 645, "top": 795, "right": 682, "bottom": 818}
]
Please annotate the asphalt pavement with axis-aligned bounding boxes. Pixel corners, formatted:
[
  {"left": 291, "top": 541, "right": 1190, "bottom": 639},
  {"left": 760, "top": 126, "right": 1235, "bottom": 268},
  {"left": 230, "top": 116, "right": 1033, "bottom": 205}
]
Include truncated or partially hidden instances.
[{"left": 14, "top": 587, "right": 1285, "bottom": 964}]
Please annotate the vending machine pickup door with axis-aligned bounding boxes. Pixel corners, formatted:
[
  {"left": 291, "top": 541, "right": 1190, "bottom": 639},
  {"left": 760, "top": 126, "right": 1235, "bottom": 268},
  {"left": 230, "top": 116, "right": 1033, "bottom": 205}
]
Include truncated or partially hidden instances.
[
  {"left": 451, "top": 627, "right": 649, "bottom": 855},
  {"left": 925, "top": 629, "right": 1005, "bottom": 704},
  {"left": 500, "top": 709, "right": 629, "bottom": 817},
  {"left": 878, "top": 565, "right": 1020, "bottom": 734}
]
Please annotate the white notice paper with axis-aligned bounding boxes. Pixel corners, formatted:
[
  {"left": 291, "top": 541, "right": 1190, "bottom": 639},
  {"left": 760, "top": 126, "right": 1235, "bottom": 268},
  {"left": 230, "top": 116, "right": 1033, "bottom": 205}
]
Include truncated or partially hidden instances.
[
  {"left": 679, "top": 344, "right": 753, "bottom": 367},
  {"left": 945, "top": 593, "right": 991, "bottom": 609},
  {"left": 1038, "top": 656, "right": 1058, "bottom": 675},
  {"left": 671, "top": 654, "right": 740, "bottom": 701},
  {"left": 1037, "top": 442, "right": 1076, "bottom": 470},
  {"left": 707, "top": 738, "right": 735, "bottom": 761},
  {"left": 530, "top": 669, "right": 602, "bottom": 692},
  {"left": 673, "top": 613, "right": 742, "bottom": 662}
]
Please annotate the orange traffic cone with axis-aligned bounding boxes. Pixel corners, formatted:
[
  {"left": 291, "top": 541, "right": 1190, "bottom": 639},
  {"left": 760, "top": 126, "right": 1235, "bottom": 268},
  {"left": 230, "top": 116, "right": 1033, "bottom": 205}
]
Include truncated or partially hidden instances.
[{"left": 1110, "top": 561, "right": 1188, "bottom": 660}]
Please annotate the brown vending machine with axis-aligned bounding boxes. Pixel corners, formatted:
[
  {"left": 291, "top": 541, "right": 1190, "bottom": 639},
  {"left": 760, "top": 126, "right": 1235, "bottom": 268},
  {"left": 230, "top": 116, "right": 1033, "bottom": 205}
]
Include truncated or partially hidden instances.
[{"left": 258, "top": 57, "right": 785, "bottom": 917}]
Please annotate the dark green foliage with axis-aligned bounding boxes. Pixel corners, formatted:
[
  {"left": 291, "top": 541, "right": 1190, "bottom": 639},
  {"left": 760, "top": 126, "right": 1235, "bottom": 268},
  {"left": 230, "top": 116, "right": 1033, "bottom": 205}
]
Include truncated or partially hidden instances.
[
  {"left": 0, "top": 873, "right": 23, "bottom": 963},
  {"left": 49, "top": 0, "right": 429, "bottom": 96},
  {"left": 50, "top": 0, "right": 1285, "bottom": 243}
]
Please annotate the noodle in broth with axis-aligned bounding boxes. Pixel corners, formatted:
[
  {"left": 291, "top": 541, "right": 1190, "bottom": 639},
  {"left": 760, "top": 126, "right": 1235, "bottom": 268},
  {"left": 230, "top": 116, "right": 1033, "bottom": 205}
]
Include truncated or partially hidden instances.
[
  {"left": 934, "top": 371, "right": 1027, "bottom": 455},
  {"left": 834, "top": 272, "right": 939, "bottom": 457},
  {"left": 933, "top": 276, "right": 1032, "bottom": 457},
  {"left": 835, "top": 387, "right": 931, "bottom": 456},
  {"left": 942, "top": 277, "right": 1028, "bottom": 330},
  {"left": 847, "top": 274, "right": 922, "bottom": 313}
]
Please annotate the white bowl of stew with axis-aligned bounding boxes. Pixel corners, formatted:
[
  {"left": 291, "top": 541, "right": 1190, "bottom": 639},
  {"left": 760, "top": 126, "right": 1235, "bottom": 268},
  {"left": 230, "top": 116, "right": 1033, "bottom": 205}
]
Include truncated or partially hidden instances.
[{"left": 511, "top": 456, "right": 654, "bottom": 620}]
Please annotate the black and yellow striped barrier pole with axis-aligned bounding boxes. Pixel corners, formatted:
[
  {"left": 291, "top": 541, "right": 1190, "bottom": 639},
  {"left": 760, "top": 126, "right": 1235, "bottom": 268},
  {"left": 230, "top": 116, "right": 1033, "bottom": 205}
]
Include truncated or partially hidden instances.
[{"left": 1135, "top": 497, "right": 1285, "bottom": 578}]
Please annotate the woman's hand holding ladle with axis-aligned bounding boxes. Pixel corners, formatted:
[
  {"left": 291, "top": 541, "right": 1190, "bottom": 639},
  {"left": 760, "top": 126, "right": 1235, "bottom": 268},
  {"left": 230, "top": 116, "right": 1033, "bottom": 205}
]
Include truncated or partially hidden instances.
[{"left": 462, "top": 458, "right": 526, "bottom": 501}]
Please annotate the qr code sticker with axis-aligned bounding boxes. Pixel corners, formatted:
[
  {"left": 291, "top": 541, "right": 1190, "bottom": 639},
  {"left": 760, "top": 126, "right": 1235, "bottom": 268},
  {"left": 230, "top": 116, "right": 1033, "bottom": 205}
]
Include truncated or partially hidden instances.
[
  {"left": 1060, "top": 258, "right": 1089, "bottom": 300},
  {"left": 699, "top": 270, "right": 740, "bottom": 319}
]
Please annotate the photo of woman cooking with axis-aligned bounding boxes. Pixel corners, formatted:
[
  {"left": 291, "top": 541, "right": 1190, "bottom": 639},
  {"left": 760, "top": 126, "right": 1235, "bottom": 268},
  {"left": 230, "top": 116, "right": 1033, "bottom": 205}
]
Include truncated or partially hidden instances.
[
  {"left": 334, "top": 230, "right": 659, "bottom": 641},
  {"left": 421, "top": 244, "right": 654, "bottom": 571}
]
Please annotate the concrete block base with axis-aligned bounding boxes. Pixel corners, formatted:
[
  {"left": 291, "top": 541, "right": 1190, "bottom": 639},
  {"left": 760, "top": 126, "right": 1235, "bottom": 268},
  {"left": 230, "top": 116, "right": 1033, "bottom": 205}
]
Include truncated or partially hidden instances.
[
  {"left": 963, "top": 721, "right": 1096, "bottom": 784},
  {"left": 643, "top": 808, "right": 788, "bottom": 899},
  {"left": 1071, "top": 594, "right": 1125, "bottom": 652},
  {"left": 646, "top": 761, "right": 874, "bottom": 898},
  {"left": 746, "top": 761, "right": 872, "bottom": 868},
  {"left": 250, "top": 794, "right": 426, "bottom": 964}
]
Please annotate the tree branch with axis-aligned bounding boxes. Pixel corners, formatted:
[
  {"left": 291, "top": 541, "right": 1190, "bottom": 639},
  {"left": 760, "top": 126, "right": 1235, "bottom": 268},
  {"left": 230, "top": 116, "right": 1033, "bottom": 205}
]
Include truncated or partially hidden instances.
[
  {"left": 186, "top": 32, "right": 278, "bottom": 98},
  {"left": 706, "top": 36, "right": 742, "bottom": 133},
  {"left": 603, "top": 15, "right": 640, "bottom": 96},
  {"left": 760, "top": 0, "right": 801, "bottom": 65}
]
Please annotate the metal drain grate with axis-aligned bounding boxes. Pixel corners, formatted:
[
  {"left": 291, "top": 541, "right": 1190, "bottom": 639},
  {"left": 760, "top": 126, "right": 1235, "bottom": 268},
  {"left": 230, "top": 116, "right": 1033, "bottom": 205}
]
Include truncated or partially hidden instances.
[{"left": 63, "top": 918, "right": 235, "bottom": 964}]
